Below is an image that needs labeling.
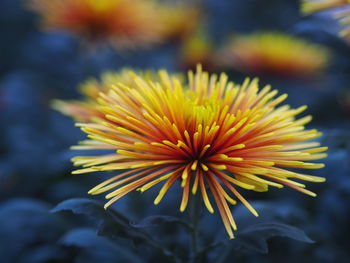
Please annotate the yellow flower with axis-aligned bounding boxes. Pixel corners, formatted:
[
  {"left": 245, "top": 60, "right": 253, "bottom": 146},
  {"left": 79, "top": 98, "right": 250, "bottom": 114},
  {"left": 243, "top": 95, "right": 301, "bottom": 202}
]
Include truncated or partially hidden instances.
[
  {"left": 159, "top": 3, "right": 200, "bottom": 42},
  {"left": 216, "top": 32, "right": 330, "bottom": 78},
  {"left": 302, "top": 0, "right": 349, "bottom": 13},
  {"left": 179, "top": 29, "right": 213, "bottom": 70},
  {"left": 66, "top": 66, "right": 326, "bottom": 239},
  {"left": 302, "top": 0, "right": 350, "bottom": 40},
  {"left": 27, "top": 0, "right": 163, "bottom": 49},
  {"left": 52, "top": 70, "right": 167, "bottom": 122}
]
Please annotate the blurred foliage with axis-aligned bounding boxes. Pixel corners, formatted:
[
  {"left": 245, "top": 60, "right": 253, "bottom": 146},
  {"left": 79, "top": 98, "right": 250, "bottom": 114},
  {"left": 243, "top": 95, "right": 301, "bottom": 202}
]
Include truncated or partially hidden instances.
[{"left": 0, "top": 0, "right": 350, "bottom": 262}]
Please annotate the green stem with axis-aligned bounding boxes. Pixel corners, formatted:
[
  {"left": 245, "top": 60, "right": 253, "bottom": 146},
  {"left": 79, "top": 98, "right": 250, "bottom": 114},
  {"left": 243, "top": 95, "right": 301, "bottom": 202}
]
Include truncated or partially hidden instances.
[{"left": 189, "top": 193, "right": 202, "bottom": 262}]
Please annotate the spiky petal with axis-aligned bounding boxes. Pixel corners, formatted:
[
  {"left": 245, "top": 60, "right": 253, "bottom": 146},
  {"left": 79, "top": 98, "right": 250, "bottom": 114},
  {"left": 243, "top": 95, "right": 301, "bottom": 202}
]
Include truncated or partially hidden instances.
[{"left": 64, "top": 66, "right": 326, "bottom": 239}]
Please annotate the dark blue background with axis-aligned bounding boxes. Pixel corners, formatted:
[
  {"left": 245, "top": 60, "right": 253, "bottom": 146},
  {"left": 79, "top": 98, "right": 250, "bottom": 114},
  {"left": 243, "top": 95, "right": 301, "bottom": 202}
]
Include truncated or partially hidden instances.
[{"left": 1, "top": 0, "right": 349, "bottom": 262}]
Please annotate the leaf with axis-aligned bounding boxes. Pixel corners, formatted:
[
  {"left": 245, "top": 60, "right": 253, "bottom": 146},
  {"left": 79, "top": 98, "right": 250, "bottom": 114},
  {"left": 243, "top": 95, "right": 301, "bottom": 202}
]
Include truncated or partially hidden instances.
[
  {"left": 17, "top": 245, "right": 67, "bottom": 263},
  {"left": 51, "top": 198, "right": 110, "bottom": 219},
  {"left": 51, "top": 198, "right": 140, "bottom": 240},
  {"left": 0, "top": 198, "right": 66, "bottom": 263},
  {"left": 234, "top": 201, "right": 307, "bottom": 228},
  {"left": 96, "top": 218, "right": 144, "bottom": 244},
  {"left": 60, "top": 228, "right": 143, "bottom": 263},
  {"left": 60, "top": 227, "right": 118, "bottom": 249},
  {"left": 52, "top": 198, "right": 181, "bottom": 261},
  {"left": 51, "top": 198, "right": 130, "bottom": 238},
  {"left": 52, "top": 199, "right": 161, "bottom": 246},
  {"left": 51, "top": 198, "right": 139, "bottom": 239},
  {"left": 131, "top": 215, "right": 192, "bottom": 230},
  {"left": 234, "top": 222, "right": 314, "bottom": 254}
]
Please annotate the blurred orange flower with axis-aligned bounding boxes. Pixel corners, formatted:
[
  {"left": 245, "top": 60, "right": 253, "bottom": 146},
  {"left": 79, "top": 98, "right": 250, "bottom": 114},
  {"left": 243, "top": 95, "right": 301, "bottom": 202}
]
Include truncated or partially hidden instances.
[
  {"left": 27, "top": 0, "right": 163, "bottom": 49},
  {"left": 216, "top": 32, "right": 331, "bottom": 78},
  {"left": 179, "top": 29, "right": 213, "bottom": 70},
  {"left": 52, "top": 70, "right": 166, "bottom": 122},
  {"left": 159, "top": 3, "right": 200, "bottom": 42}
]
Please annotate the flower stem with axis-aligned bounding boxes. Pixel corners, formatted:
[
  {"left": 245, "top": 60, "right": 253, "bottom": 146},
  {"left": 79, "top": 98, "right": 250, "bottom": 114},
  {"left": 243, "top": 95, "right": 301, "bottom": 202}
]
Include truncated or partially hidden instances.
[{"left": 189, "top": 192, "right": 201, "bottom": 262}]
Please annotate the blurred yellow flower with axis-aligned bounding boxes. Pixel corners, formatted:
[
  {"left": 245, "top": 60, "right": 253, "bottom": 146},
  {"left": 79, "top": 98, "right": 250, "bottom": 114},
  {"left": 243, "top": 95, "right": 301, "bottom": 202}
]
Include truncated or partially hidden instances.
[
  {"left": 216, "top": 32, "right": 331, "bottom": 78},
  {"left": 159, "top": 3, "right": 200, "bottom": 42},
  {"left": 52, "top": 70, "right": 165, "bottom": 122},
  {"left": 302, "top": 0, "right": 350, "bottom": 40},
  {"left": 63, "top": 66, "right": 326, "bottom": 239},
  {"left": 179, "top": 30, "right": 213, "bottom": 70},
  {"left": 302, "top": 0, "right": 349, "bottom": 13},
  {"left": 27, "top": 0, "right": 163, "bottom": 49}
]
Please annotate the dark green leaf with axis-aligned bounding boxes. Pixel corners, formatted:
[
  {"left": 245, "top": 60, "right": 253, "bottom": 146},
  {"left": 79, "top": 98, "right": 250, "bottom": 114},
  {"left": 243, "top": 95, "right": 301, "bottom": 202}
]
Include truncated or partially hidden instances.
[
  {"left": 0, "top": 198, "right": 66, "bottom": 263},
  {"left": 17, "top": 245, "right": 67, "bottom": 263},
  {"left": 61, "top": 227, "right": 118, "bottom": 249},
  {"left": 97, "top": 218, "right": 145, "bottom": 244},
  {"left": 51, "top": 199, "right": 169, "bottom": 250},
  {"left": 51, "top": 198, "right": 142, "bottom": 240},
  {"left": 234, "top": 201, "right": 307, "bottom": 228},
  {"left": 60, "top": 228, "right": 143, "bottom": 263},
  {"left": 234, "top": 222, "right": 314, "bottom": 253},
  {"left": 52, "top": 198, "right": 181, "bottom": 261},
  {"left": 51, "top": 198, "right": 109, "bottom": 218}
]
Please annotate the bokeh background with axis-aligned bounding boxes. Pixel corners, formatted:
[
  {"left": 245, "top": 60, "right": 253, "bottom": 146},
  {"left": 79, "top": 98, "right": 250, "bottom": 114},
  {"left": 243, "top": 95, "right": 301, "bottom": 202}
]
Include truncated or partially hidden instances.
[{"left": 1, "top": 0, "right": 349, "bottom": 262}]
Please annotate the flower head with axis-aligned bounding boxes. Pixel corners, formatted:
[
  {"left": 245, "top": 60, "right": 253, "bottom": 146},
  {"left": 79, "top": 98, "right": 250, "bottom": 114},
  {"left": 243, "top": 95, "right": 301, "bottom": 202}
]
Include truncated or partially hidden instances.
[
  {"left": 302, "top": 0, "right": 350, "bottom": 40},
  {"left": 27, "top": 0, "right": 163, "bottom": 49},
  {"left": 159, "top": 3, "right": 200, "bottom": 42},
  {"left": 52, "top": 70, "right": 167, "bottom": 122},
  {"left": 179, "top": 29, "right": 213, "bottom": 70},
  {"left": 66, "top": 66, "right": 326, "bottom": 239},
  {"left": 302, "top": 0, "right": 349, "bottom": 13},
  {"left": 216, "top": 32, "right": 331, "bottom": 78}
]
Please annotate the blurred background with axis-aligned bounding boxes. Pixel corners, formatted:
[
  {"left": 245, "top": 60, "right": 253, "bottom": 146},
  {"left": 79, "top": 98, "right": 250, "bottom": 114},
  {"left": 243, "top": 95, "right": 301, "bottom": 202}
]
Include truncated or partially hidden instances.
[{"left": 0, "top": 0, "right": 349, "bottom": 262}]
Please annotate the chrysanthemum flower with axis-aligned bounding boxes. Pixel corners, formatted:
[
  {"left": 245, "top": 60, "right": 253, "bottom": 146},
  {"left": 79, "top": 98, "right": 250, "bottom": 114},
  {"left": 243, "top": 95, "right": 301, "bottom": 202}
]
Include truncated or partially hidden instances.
[
  {"left": 302, "top": 0, "right": 348, "bottom": 13},
  {"left": 179, "top": 30, "right": 213, "bottom": 70},
  {"left": 52, "top": 70, "right": 164, "bottom": 122},
  {"left": 302, "top": 0, "right": 350, "bottom": 40},
  {"left": 159, "top": 3, "right": 200, "bottom": 42},
  {"left": 67, "top": 66, "right": 326, "bottom": 239},
  {"left": 216, "top": 32, "right": 330, "bottom": 78},
  {"left": 27, "top": 0, "right": 163, "bottom": 49},
  {"left": 52, "top": 77, "right": 105, "bottom": 123}
]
